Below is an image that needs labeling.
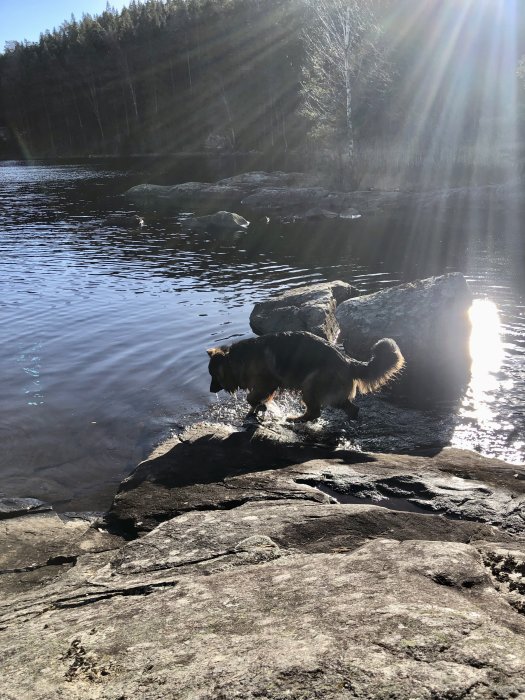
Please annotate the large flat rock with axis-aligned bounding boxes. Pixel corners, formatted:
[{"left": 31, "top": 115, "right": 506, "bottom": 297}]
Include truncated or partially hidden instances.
[
  {"left": 1, "top": 501, "right": 524, "bottom": 699},
  {"left": 107, "top": 422, "right": 525, "bottom": 537},
  {"left": 2, "top": 419, "right": 525, "bottom": 698}
]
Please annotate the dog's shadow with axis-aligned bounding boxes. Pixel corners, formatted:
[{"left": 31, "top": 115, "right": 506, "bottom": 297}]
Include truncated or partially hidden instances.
[{"left": 119, "top": 414, "right": 369, "bottom": 496}]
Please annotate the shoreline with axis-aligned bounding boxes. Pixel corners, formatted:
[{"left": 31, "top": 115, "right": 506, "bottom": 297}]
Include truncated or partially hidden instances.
[{"left": 1, "top": 420, "right": 524, "bottom": 697}]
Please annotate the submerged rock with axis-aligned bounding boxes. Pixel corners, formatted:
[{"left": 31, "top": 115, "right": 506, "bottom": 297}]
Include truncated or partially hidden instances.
[
  {"left": 250, "top": 280, "right": 357, "bottom": 342},
  {"left": 0, "top": 495, "right": 52, "bottom": 519},
  {"left": 281, "top": 206, "right": 341, "bottom": 223},
  {"left": 104, "top": 213, "right": 144, "bottom": 228},
  {"left": 182, "top": 210, "right": 250, "bottom": 232},
  {"left": 336, "top": 272, "right": 473, "bottom": 401}
]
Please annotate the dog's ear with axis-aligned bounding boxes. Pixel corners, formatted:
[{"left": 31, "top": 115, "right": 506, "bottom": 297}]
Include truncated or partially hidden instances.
[{"left": 207, "top": 347, "right": 223, "bottom": 357}]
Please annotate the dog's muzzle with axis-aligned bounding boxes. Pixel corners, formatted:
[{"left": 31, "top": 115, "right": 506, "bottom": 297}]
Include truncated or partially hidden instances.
[{"left": 210, "top": 378, "right": 222, "bottom": 393}]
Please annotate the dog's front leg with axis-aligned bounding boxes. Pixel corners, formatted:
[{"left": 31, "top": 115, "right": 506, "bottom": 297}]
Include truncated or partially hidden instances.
[
  {"left": 246, "top": 387, "right": 276, "bottom": 420},
  {"left": 246, "top": 403, "right": 267, "bottom": 418}
]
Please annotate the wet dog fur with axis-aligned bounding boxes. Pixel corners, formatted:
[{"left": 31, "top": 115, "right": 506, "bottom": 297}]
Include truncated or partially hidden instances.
[{"left": 207, "top": 331, "right": 404, "bottom": 422}]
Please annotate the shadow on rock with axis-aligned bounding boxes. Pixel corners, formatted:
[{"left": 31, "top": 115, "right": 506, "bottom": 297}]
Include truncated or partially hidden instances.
[{"left": 107, "top": 421, "right": 372, "bottom": 536}]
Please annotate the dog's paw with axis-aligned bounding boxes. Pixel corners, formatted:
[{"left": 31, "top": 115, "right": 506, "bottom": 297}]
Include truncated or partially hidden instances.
[
  {"left": 243, "top": 412, "right": 265, "bottom": 426},
  {"left": 286, "top": 415, "right": 310, "bottom": 423}
]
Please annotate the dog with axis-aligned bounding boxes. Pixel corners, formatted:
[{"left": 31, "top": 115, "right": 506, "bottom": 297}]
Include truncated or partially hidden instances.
[{"left": 207, "top": 331, "right": 404, "bottom": 422}]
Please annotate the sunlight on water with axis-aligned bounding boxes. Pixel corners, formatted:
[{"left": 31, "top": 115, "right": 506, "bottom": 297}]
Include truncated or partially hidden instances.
[
  {"left": 463, "top": 299, "right": 511, "bottom": 428},
  {"left": 467, "top": 299, "right": 506, "bottom": 420},
  {"left": 453, "top": 299, "right": 523, "bottom": 463}
]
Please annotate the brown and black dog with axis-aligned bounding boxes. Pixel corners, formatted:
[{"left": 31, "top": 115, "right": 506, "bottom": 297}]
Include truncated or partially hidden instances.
[{"left": 207, "top": 331, "right": 404, "bottom": 422}]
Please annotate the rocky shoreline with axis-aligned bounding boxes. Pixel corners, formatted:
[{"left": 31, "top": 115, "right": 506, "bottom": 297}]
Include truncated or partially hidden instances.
[{"left": 1, "top": 421, "right": 525, "bottom": 698}]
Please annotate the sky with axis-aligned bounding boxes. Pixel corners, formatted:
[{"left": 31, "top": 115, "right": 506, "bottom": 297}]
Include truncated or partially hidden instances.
[{"left": 0, "top": 0, "right": 133, "bottom": 51}]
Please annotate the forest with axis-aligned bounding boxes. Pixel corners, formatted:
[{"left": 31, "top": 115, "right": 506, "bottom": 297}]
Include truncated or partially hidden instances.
[{"left": 1, "top": 0, "right": 524, "bottom": 181}]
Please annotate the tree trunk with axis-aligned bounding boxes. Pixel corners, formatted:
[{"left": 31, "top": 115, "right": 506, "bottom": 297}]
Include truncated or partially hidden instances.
[{"left": 342, "top": 5, "right": 354, "bottom": 185}]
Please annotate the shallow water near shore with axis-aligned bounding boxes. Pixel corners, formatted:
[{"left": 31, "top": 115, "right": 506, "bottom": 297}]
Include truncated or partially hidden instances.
[{"left": 1, "top": 158, "right": 524, "bottom": 511}]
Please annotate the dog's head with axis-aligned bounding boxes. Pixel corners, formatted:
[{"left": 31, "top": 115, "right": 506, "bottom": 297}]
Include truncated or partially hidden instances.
[{"left": 207, "top": 346, "right": 237, "bottom": 393}]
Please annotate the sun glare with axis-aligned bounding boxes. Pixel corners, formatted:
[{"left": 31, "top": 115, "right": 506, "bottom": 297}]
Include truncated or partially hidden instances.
[
  {"left": 453, "top": 298, "right": 522, "bottom": 461},
  {"left": 464, "top": 299, "right": 506, "bottom": 422},
  {"left": 469, "top": 299, "right": 503, "bottom": 377}
]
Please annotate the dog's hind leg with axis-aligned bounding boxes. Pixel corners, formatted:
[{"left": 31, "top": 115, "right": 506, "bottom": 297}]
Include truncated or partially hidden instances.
[
  {"left": 286, "top": 405, "right": 321, "bottom": 423},
  {"left": 286, "top": 383, "right": 321, "bottom": 423},
  {"left": 334, "top": 398, "right": 359, "bottom": 421}
]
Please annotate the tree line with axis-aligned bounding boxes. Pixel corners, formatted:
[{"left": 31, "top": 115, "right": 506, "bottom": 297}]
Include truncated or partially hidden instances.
[{"left": 0, "top": 0, "right": 523, "bottom": 166}]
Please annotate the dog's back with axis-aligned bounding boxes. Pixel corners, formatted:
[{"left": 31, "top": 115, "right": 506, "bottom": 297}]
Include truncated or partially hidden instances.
[{"left": 229, "top": 331, "right": 350, "bottom": 390}]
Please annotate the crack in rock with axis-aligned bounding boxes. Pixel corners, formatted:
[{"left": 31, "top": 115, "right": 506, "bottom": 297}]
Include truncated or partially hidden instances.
[
  {"left": 0, "top": 580, "right": 180, "bottom": 625},
  {"left": 0, "top": 554, "right": 78, "bottom": 576}
]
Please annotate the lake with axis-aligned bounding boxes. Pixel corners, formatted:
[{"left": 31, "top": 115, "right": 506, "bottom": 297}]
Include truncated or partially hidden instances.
[{"left": 1, "top": 159, "right": 524, "bottom": 512}]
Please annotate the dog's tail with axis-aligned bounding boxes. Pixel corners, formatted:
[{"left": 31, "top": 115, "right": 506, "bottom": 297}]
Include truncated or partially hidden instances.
[{"left": 349, "top": 338, "right": 404, "bottom": 395}]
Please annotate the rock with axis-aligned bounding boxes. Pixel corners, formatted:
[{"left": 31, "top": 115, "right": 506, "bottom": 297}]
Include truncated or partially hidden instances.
[
  {"left": 0, "top": 506, "right": 123, "bottom": 594},
  {"left": 336, "top": 272, "right": 473, "bottom": 401},
  {"left": 124, "top": 175, "right": 525, "bottom": 222},
  {"left": 2, "top": 424, "right": 525, "bottom": 698},
  {"left": 107, "top": 421, "right": 360, "bottom": 535},
  {"left": 0, "top": 495, "right": 52, "bottom": 519},
  {"left": 249, "top": 280, "right": 358, "bottom": 342},
  {"left": 204, "top": 132, "right": 231, "bottom": 151},
  {"left": 124, "top": 172, "right": 368, "bottom": 218},
  {"left": 2, "top": 500, "right": 525, "bottom": 698},
  {"left": 339, "top": 206, "right": 362, "bottom": 219},
  {"left": 124, "top": 181, "right": 247, "bottom": 212},
  {"left": 301, "top": 450, "right": 525, "bottom": 535},
  {"left": 104, "top": 213, "right": 144, "bottom": 228},
  {"left": 281, "top": 206, "right": 340, "bottom": 223},
  {"left": 216, "top": 170, "right": 308, "bottom": 188},
  {"left": 182, "top": 210, "right": 250, "bottom": 232},
  {"left": 123, "top": 172, "right": 321, "bottom": 214},
  {"left": 281, "top": 207, "right": 362, "bottom": 223},
  {"left": 206, "top": 386, "right": 461, "bottom": 454},
  {"left": 107, "top": 422, "right": 525, "bottom": 537},
  {"left": 241, "top": 185, "right": 356, "bottom": 214},
  {"left": 108, "top": 501, "right": 509, "bottom": 578}
]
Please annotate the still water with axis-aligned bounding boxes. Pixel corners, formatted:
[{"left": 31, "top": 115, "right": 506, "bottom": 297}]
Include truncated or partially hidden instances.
[{"left": 1, "top": 159, "right": 524, "bottom": 511}]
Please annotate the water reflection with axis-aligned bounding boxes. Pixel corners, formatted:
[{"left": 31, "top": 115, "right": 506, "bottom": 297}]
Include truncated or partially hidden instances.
[
  {"left": 452, "top": 298, "right": 523, "bottom": 463},
  {"left": 467, "top": 299, "right": 505, "bottom": 418},
  {"left": 18, "top": 342, "right": 44, "bottom": 406}
]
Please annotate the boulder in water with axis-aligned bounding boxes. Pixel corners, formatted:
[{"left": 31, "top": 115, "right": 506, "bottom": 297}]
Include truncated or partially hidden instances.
[{"left": 336, "top": 272, "right": 473, "bottom": 401}]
